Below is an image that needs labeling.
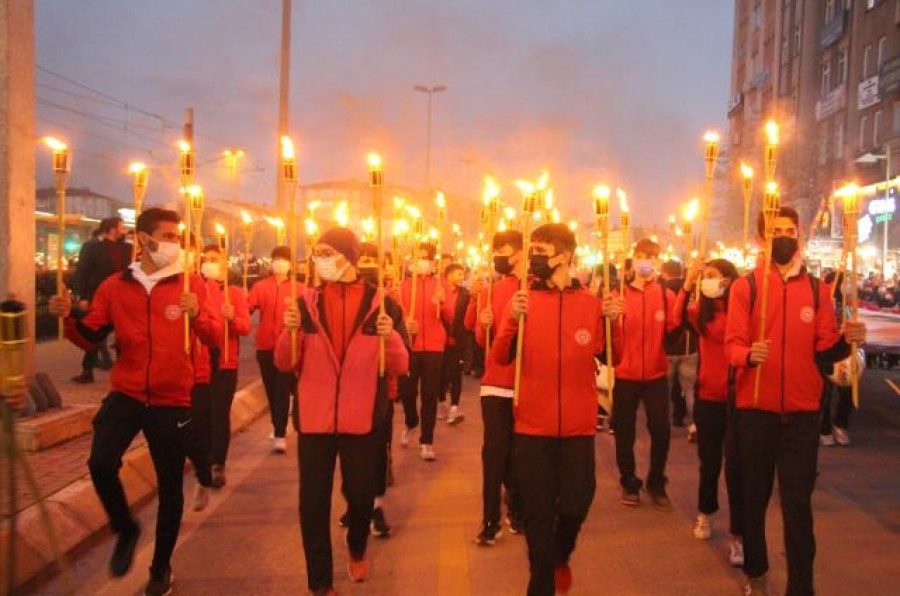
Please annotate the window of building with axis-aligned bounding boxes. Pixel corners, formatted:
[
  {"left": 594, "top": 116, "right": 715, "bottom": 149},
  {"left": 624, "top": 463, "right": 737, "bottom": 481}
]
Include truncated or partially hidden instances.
[
  {"left": 752, "top": 2, "right": 762, "bottom": 30},
  {"left": 873, "top": 110, "right": 882, "bottom": 146},
  {"left": 863, "top": 45, "right": 873, "bottom": 78},
  {"left": 866, "top": 0, "right": 876, "bottom": 9},
  {"left": 837, "top": 50, "right": 848, "bottom": 85},
  {"left": 792, "top": 25, "right": 801, "bottom": 56},
  {"left": 826, "top": 0, "right": 836, "bottom": 21},
  {"left": 781, "top": 36, "right": 790, "bottom": 65},
  {"left": 822, "top": 60, "right": 832, "bottom": 94},
  {"left": 859, "top": 115, "right": 868, "bottom": 151},
  {"left": 877, "top": 36, "right": 887, "bottom": 69},
  {"left": 835, "top": 121, "right": 845, "bottom": 158},
  {"left": 819, "top": 136, "right": 830, "bottom": 165}
]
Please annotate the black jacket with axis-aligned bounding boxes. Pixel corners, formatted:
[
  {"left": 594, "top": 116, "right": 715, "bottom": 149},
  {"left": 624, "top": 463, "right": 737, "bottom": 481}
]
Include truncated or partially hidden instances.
[{"left": 72, "top": 238, "right": 132, "bottom": 301}]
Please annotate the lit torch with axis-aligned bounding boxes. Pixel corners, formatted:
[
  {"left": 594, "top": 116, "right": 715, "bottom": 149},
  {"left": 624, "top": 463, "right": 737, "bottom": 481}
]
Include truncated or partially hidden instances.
[
  {"left": 618, "top": 189, "right": 630, "bottom": 299},
  {"left": 837, "top": 183, "right": 861, "bottom": 408},
  {"left": 698, "top": 131, "right": 720, "bottom": 265},
  {"left": 764, "top": 120, "right": 779, "bottom": 182},
  {"left": 178, "top": 140, "right": 195, "bottom": 353},
  {"left": 512, "top": 177, "right": 539, "bottom": 405},
  {"left": 281, "top": 135, "right": 299, "bottom": 365},
  {"left": 43, "top": 137, "right": 70, "bottom": 347},
  {"left": 753, "top": 181, "right": 781, "bottom": 405},
  {"left": 128, "top": 161, "right": 148, "bottom": 261},
  {"left": 741, "top": 163, "right": 754, "bottom": 256},
  {"left": 214, "top": 222, "right": 231, "bottom": 363},
  {"left": 240, "top": 210, "right": 254, "bottom": 292},
  {"left": 368, "top": 152, "right": 387, "bottom": 376},
  {"left": 594, "top": 185, "right": 615, "bottom": 395}
]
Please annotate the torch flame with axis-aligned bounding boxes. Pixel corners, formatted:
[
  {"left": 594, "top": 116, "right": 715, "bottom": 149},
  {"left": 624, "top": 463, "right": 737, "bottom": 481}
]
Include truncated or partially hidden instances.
[
  {"left": 497, "top": 218, "right": 508, "bottom": 232},
  {"left": 405, "top": 205, "right": 422, "bottom": 219},
  {"left": 764, "top": 120, "right": 779, "bottom": 145},
  {"left": 551, "top": 208, "right": 561, "bottom": 223},
  {"left": 367, "top": 152, "right": 382, "bottom": 170},
  {"left": 515, "top": 180, "right": 535, "bottom": 195},
  {"left": 334, "top": 201, "right": 349, "bottom": 227},
  {"left": 503, "top": 206, "right": 517, "bottom": 221},
  {"left": 536, "top": 170, "right": 550, "bottom": 191},
  {"left": 834, "top": 182, "right": 859, "bottom": 198},
  {"left": 428, "top": 226, "right": 439, "bottom": 240},
  {"left": 703, "top": 131, "right": 720, "bottom": 144},
  {"left": 393, "top": 219, "right": 410, "bottom": 236},
  {"left": 177, "top": 140, "right": 191, "bottom": 153},
  {"left": 280, "top": 136, "right": 295, "bottom": 160},
  {"left": 435, "top": 191, "right": 446, "bottom": 209},
  {"left": 264, "top": 215, "right": 284, "bottom": 229},
  {"left": 305, "top": 218, "right": 319, "bottom": 236},
  {"left": 593, "top": 185, "right": 611, "bottom": 201},
  {"left": 240, "top": 209, "right": 253, "bottom": 225},
  {"left": 393, "top": 196, "right": 406, "bottom": 210},
  {"left": 482, "top": 176, "right": 500, "bottom": 206},
  {"left": 765, "top": 181, "right": 779, "bottom": 195},
  {"left": 43, "top": 137, "right": 67, "bottom": 152},
  {"left": 684, "top": 198, "right": 700, "bottom": 222},
  {"left": 128, "top": 161, "right": 147, "bottom": 174},
  {"left": 741, "top": 162, "right": 754, "bottom": 179},
  {"left": 308, "top": 200, "right": 322, "bottom": 214},
  {"left": 568, "top": 221, "right": 578, "bottom": 232},
  {"left": 544, "top": 189, "right": 555, "bottom": 211},
  {"left": 214, "top": 222, "right": 227, "bottom": 236},
  {"left": 617, "top": 188, "right": 629, "bottom": 213}
]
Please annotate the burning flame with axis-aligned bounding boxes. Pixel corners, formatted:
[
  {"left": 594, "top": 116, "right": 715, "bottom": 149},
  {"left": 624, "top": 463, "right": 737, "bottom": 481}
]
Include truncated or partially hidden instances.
[
  {"left": 362, "top": 217, "right": 375, "bottom": 234},
  {"left": 177, "top": 140, "right": 191, "bottom": 153},
  {"left": 764, "top": 120, "right": 779, "bottom": 145},
  {"left": 393, "top": 196, "right": 406, "bottom": 210},
  {"left": 684, "top": 198, "right": 699, "bottom": 222},
  {"left": 307, "top": 200, "right": 322, "bottom": 214},
  {"left": 280, "top": 136, "right": 295, "bottom": 160},
  {"left": 482, "top": 176, "right": 500, "bottom": 206},
  {"left": 393, "top": 219, "right": 410, "bottom": 236},
  {"left": 367, "top": 152, "right": 382, "bottom": 170},
  {"left": 240, "top": 209, "right": 253, "bottom": 225},
  {"left": 568, "top": 221, "right": 578, "bottom": 232},
  {"left": 428, "top": 226, "right": 439, "bottom": 240},
  {"left": 765, "top": 181, "right": 779, "bottom": 195},
  {"left": 544, "top": 189, "right": 555, "bottom": 211},
  {"left": 214, "top": 222, "right": 227, "bottom": 236},
  {"left": 551, "top": 208, "right": 561, "bottom": 223},
  {"left": 703, "top": 131, "right": 720, "bottom": 144},
  {"left": 503, "top": 207, "right": 516, "bottom": 221},
  {"left": 404, "top": 205, "right": 422, "bottom": 219},
  {"left": 334, "top": 201, "right": 349, "bottom": 226},
  {"left": 264, "top": 216, "right": 284, "bottom": 230},
  {"left": 43, "top": 137, "right": 67, "bottom": 152},
  {"left": 514, "top": 180, "right": 535, "bottom": 195},
  {"left": 740, "top": 162, "right": 754, "bottom": 179},
  {"left": 617, "top": 188, "right": 629, "bottom": 213},
  {"left": 593, "top": 185, "right": 611, "bottom": 201},
  {"left": 536, "top": 170, "right": 550, "bottom": 191},
  {"left": 497, "top": 218, "right": 508, "bottom": 232},
  {"left": 668, "top": 214, "right": 676, "bottom": 224},
  {"left": 305, "top": 218, "right": 319, "bottom": 236},
  {"left": 128, "top": 161, "right": 147, "bottom": 174},
  {"left": 435, "top": 191, "right": 446, "bottom": 209}
]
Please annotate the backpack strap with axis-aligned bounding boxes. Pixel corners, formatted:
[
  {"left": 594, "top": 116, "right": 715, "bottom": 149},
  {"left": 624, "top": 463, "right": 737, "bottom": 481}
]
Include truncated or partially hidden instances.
[
  {"left": 746, "top": 271, "right": 757, "bottom": 316},
  {"left": 809, "top": 274, "right": 820, "bottom": 313}
]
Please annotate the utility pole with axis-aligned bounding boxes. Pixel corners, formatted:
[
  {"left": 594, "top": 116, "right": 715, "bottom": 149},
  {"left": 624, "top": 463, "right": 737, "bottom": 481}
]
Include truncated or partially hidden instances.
[
  {"left": 276, "top": 0, "right": 292, "bottom": 213},
  {"left": 413, "top": 84, "right": 447, "bottom": 192}
]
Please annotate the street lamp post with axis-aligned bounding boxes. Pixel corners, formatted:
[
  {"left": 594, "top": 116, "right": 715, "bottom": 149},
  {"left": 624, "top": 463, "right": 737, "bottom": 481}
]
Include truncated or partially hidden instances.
[{"left": 413, "top": 84, "right": 447, "bottom": 191}]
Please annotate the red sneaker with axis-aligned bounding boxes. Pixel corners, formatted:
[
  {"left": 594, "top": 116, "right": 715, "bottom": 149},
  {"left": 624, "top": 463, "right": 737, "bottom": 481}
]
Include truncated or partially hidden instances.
[
  {"left": 554, "top": 563, "right": 573, "bottom": 593},
  {"left": 348, "top": 556, "right": 368, "bottom": 583}
]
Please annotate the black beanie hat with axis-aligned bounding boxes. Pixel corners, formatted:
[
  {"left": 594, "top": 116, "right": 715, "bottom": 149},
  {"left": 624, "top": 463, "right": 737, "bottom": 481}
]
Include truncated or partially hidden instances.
[{"left": 317, "top": 227, "right": 361, "bottom": 265}]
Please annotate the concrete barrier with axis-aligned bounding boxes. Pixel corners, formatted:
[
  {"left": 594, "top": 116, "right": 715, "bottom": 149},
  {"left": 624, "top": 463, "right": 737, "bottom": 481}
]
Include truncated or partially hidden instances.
[{"left": 0, "top": 379, "right": 268, "bottom": 590}]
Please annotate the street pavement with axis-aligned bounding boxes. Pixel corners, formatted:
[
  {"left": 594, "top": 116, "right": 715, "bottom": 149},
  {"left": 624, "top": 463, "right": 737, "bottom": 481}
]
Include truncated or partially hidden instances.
[{"left": 26, "top": 371, "right": 900, "bottom": 596}]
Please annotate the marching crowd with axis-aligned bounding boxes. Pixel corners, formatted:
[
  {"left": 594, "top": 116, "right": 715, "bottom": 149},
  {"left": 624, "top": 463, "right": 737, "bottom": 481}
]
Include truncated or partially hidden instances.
[{"left": 36, "top": 203, "right": 867, "bottom": 596}]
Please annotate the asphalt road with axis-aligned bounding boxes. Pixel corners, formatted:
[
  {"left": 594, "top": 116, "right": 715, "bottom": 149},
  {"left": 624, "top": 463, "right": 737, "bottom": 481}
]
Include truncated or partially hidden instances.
[{"left": 28, "top": 373, "right": 900, "bottom": 595}]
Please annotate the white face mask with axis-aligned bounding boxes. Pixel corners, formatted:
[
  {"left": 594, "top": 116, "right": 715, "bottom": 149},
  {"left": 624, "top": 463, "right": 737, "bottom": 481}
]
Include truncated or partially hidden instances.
[
  {"left": 416, "top": 259, "right": 432, "bottom": 275},
  {"left": 272, "top": 259, "right": 291, "bottom": 276},
  {"left": 200, "top": 262, "right": 221, "bottom": 280},
  {"left": 701, "top": 278, "right": 725, "bottom": 299},
  {"left": 633, "top": 259, "right": 655, "bottom": 278},
  {"left": 148, "top": 240, "right": 181, "bottom": 269},
  {"left": 313, "top": 255, "right": 349, "bottom": 282}
]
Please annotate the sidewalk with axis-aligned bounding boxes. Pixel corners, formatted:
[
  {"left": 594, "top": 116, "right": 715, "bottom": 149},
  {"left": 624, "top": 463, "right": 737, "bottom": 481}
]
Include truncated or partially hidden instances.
[{"left": 10, "top": 337, "right": 260, "bottom": 513}]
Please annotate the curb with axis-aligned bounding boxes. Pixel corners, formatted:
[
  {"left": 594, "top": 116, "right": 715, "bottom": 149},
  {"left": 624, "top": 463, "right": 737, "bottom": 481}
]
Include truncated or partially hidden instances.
[{"left": 0, "top": 378, "right": 268, "bottom": 590}]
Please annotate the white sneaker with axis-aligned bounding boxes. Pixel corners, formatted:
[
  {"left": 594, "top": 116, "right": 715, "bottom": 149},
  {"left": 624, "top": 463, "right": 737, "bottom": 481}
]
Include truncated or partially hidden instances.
[
  {"left": 447, "top": 405, "right": 465, "bottom": 425},
  {"left": 692, "top": 514, "right": 711, "bottom": 540},
  {"left": 401, "top": 427, "right": 413, "bottom": 447},
  {"left": 438, "top": 402, "right": 449, "bottom": 420},
  {"left": 687, "top": 423, "right": 697, "bottom": 443},
  {"left": 819, "top": 434, "right": 836, "bottom": 447},
  {"left": 272, "top": 437, "right": 287, "bottom": 453},
  {"left": 743, "top": 573, "right": 768, "bottom": 595},
  {"left": 192, "top": 484, "right": 209, "bottom": 512},
  {"left": 833, "top": 426, "right": 851, "bottom": 446},
  {"left": 420, "top": 444, "right": 436, "bottom": 461},
  {"left": 729, "top": 539, "right": 745, "bottom": 567}
]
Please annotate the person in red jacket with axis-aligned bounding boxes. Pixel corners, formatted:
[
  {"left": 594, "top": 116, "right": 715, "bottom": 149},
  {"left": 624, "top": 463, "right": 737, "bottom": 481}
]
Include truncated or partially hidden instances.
[
  {"left": 198, "top": 243, "right": 252, "bottom": 488},
  {"left": 399, "top": 242, "right": 446, "bottom": 460},
  {"left": 475, "top": 230, "right": 526, "bottom": 545},
  {"left": 49, "top": 208, "right": 221, "bottom": 596},
  {"left": 276, "top": 227, "right": 409, "bottom": 594},
  {"left": 613, "top": 237, "right": 681, "bottom": 509},
  {"left": 725, "top": 207, "right": 866, "bottom": 596},
  {"left": 492, "top": 223, "right": 622, "bottom": 596},
  {"left": 248, "top": 245, "right": 304, "bottom": 453},
  {"left": 679, "top": 258, "right": 745, "bottom": 567}
]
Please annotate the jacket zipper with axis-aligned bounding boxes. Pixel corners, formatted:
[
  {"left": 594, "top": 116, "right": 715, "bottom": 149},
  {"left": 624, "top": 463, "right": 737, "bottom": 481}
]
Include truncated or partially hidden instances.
[
  {"left": 641, "top": 288, "right": 646, "bottom": 382},
  {"left": 145, "top": 288, "right": 153, "bottom": 406},
  {"left": 334, "top": 285, "right": 346, "bottom": 434},
  {"left": 557, "top": 292, "right": 563, "bottom": 437},
  {"left": 780, "top": 280, "right": 788, "bottom": 413}
]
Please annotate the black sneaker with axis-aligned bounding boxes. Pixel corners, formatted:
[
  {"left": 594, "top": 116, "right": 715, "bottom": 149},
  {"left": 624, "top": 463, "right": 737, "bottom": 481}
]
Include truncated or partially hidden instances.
[
  {"left": 506, "top": 515, "right": 524, "bottom": 535},
  {"left": 370, "top": 507, "right": 391, "bottom": 538},
  {"left": 475, "top": 522, "right": 502, "bottom": 546},
  {"left": 144, "top": 566, "right": 173, "bottom": 596},
  {"left": 71, "top": 370, "right": 94, "bottom": 384},
  {"left": 338, "top": 510, "right": 349, "bottom": 528},
  {"left": 110, "top": 525, "right": 141, "bottom": 577},
  {"left": 620, "top": 488, "right": 641, "bottom": 506},
  {"left": 211, "top": 464, "right": 227, "bottom": 489},
  {"left": 647, "top": 488, "right": 673, "bottom": 511}
]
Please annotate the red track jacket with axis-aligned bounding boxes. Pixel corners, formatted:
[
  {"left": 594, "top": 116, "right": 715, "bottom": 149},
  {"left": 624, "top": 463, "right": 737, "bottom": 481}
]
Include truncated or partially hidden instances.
[
  {"left": 248, "top": 275, "right": 304, "bottom": 351},
  {"left": 476, "top": 275, "right": 520, "bottom": 392},
  {"left": 400, "top": 274, "right": 448, "bottom": 353},
  {"left": 615, "top": 279, "right": 680, "bottom": 382}
]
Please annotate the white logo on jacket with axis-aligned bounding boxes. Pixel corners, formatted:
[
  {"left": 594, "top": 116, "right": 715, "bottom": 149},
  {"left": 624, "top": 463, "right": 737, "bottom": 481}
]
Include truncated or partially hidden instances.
[
  {"left": 574, "top": 328, "right": 592, "bottom": 346},
  {"left": 800, "top": 306, "right": 814, "bottom": 324},
  {"left": 655, "top": 310, "right": 665, "bottom": 323},
  {"left": 165, "top": 305, "right": 181, "bottom": 321}
]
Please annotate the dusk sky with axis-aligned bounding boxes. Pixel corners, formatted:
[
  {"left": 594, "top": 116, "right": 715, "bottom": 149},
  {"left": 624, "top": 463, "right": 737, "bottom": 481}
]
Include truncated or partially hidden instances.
[{"left": 35, "top": 0, "right": 734, "bottom": 225}]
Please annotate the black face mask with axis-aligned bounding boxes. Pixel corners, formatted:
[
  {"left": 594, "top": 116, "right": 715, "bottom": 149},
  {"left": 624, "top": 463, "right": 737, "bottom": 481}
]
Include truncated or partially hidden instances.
[
  {"left": 529, "top": 254, "right": 558, "bottom": 281},
  {"left": 771, "top": 236, "right": 798, "bottom": 265},
  {"left": 358, "top": 267, "right": 379, "bottom": 284},
  {"left": 493, "top": 255, "right": 513, "bottom": 275}
]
